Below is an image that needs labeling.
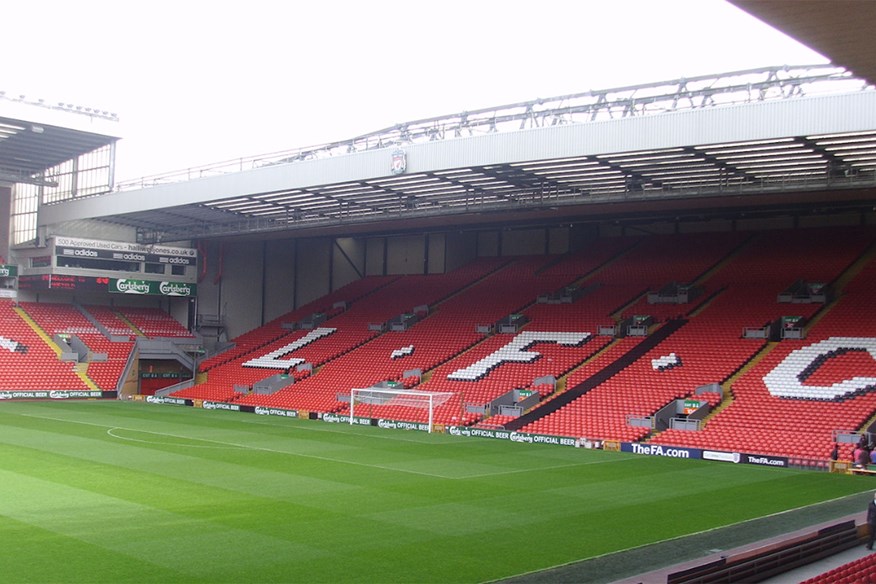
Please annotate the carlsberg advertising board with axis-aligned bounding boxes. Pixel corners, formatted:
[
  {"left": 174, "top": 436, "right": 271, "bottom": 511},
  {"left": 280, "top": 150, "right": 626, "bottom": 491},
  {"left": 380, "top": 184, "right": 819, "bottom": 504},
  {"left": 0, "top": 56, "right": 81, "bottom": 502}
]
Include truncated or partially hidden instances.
[{"left": 109, "top": 278, "right": 197, "bottom": 297}]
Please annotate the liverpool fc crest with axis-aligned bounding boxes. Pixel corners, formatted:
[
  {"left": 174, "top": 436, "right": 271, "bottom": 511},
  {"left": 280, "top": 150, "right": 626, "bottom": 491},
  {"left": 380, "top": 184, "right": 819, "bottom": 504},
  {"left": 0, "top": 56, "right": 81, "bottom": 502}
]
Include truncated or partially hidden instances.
[{"left": 391, "top": 149, "right": 406, "bottom": 175}]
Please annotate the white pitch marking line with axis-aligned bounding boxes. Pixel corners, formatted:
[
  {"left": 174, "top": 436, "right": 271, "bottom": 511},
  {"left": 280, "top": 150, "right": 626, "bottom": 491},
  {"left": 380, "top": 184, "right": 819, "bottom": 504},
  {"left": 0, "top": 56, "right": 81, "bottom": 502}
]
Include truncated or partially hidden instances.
[{"left": 105, "top": 427, "right": 244, "bottom": 449}]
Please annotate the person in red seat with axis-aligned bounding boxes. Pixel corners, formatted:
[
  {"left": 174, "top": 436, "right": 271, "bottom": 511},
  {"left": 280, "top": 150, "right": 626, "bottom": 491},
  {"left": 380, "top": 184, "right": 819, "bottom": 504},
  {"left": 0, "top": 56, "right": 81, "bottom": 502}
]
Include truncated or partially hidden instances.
[
  {"left": 855, "top": 444, "right": 869, "bottom": 468},
  {"left": 860, "top": 446, "right": 872, "bottom": 469},
  {"left": 867, "top": 493, "right": 876, "bottom": 551},
  {"left": 854, "top": 445, "right": 863, "bottom": 466}
]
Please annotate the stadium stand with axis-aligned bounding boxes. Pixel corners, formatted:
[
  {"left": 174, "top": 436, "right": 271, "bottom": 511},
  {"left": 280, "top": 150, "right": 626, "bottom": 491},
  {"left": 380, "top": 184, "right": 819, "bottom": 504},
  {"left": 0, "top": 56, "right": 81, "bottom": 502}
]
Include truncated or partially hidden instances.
[
  {"left": 7, "top": 223, "right": 824, "bottom": 473},
  {"left": 117, "top": 306, "right": 195, "bottom": 338},
  {"left": 195, "top": 275, "right": 398, "bottom": 373},
  {"left": 84, "top": 305, "right": 139, "bottom": 338},
  {"left": 513, "top": 232, "right": 750, "bottom": 438},
  {"left": 162, "top": 225, "right": 876, "bottom": 461},
  {"left": 175, "top": 258, "right": 511, "bottom": 405},
  {"left": 648, "top": 227, "right": 876, "bottom": 462},
  {"left": 2, "top": 302, "right": 199, "bottom": 393},
  {"left": 19, "top": 302, "right": 135, "bottom": 391},
  {"left": 233, "top": 245, "right": 648, "bottom": 422},
  {"left": 512, "top": 228, "right": 873, "bottom": 452},
  {"left": 0, "top": 300, "right": 90, "bottom": 391}
]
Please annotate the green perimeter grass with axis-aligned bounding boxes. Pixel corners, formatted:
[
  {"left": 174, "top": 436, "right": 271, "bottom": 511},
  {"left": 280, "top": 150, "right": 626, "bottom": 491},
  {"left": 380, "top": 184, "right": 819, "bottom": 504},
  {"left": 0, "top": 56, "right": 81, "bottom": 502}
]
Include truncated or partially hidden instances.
[{"left": 0, "top": 400, "right": 872, "bottom": 583}]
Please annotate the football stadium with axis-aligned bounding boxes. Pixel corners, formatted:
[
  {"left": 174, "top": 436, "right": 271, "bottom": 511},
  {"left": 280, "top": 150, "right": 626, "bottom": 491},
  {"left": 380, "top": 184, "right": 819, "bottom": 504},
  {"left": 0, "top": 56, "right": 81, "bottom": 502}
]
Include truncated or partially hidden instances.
[{"left": 2, "top": 2, "right": 876, "bottom": 582}]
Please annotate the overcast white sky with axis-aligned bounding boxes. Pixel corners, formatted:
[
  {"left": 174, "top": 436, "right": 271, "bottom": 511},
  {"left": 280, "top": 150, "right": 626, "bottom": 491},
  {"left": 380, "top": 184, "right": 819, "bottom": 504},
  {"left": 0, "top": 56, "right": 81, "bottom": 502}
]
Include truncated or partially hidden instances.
[{"left": 1, "top": 0, "right": 827, "bottom": 182}]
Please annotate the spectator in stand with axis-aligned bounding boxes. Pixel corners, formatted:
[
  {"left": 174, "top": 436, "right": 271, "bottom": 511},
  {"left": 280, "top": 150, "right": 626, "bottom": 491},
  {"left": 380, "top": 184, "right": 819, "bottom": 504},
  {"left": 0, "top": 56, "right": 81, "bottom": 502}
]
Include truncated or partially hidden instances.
[
  {"left": 859, "top": 446, "right": 872, "bottom": 468},
  {"left": 870, "top": 448, "right": 876, "bottom": 466},
  {"left": 854, "top": 445, "right": 867, "bottom": 468},
  {"left": 867, "top": 492, "right": 876, "bottom": 550}
]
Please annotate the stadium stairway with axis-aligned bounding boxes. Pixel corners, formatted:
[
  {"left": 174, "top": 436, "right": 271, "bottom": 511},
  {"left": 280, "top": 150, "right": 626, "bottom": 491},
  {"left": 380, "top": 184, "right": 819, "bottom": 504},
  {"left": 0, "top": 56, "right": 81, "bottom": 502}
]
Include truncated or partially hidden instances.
[
  {"left": 111, "top": 310, "right": 142, "bottom": 336},
  {"left": 688, "top": 231, "right": 756, "bottom": 287},
  {"left": 13, "top": 305, "right": 65, "bottom": 358},
  {"left": 72, "top": 362, "right": 101, "bottom": 391},
  {"left": 505, "top": 318, "right": 687, "bottom": 432},
  {"left": 533, "top": 235, "right": 642, "bottom": 282},
  {"left": 708, "top": 340, "right": 780, "bottom": 418},
  {"left": 797, "top": 238, "right": 876, "bottom": 338}
]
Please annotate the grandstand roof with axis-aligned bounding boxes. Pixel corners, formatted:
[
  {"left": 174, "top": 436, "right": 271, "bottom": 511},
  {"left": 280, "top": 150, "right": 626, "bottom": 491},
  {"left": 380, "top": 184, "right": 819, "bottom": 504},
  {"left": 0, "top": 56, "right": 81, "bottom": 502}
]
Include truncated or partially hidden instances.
[
  {"left": 0, "top": 96, "right": 119, "bottom": 186},
  {"left": 42, "top": 69, "right": 876, "bottom": 243}
]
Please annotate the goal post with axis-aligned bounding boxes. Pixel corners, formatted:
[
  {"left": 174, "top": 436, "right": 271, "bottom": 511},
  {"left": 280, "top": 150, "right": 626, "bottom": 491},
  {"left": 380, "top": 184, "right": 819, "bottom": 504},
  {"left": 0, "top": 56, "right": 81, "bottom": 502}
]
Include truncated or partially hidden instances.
[{"left": 348, "top": 388, "right": 455, "bottom": 433}]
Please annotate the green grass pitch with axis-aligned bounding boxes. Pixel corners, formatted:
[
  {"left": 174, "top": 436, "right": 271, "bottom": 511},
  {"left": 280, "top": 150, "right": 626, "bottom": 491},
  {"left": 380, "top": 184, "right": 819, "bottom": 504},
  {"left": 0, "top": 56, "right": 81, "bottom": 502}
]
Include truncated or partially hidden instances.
[{"left": 0, "top": 400, "right": 872, "bottom": 583}]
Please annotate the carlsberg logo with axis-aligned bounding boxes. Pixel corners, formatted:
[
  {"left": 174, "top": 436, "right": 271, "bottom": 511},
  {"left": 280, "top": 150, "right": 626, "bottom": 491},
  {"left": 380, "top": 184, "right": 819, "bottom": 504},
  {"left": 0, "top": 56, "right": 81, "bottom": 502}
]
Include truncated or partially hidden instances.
[
  {"left": 160, "top": 282, "right": 192, "bottom": 296},
  {"left": 110, "top": 278, "right": 195, "bottom": 296},
  {"left": 116, "top": 279, "right": 150, "bottom": 294}
]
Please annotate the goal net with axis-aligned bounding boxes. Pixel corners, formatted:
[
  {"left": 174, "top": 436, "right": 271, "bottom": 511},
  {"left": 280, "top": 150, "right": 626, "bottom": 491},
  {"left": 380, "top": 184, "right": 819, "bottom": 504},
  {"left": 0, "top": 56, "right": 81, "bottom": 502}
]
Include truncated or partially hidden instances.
[{"left": 349, "top": 388, "right": 455, "bottom": 433}]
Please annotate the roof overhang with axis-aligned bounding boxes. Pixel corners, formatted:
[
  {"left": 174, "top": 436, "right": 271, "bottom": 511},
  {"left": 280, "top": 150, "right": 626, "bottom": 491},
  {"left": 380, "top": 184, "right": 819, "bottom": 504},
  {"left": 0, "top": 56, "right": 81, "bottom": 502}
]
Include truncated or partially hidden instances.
[
  {"left": 40, "top": 89, "right": 876, "bottom": 243},
  {"left": 730, "top": 0, "right": 876, "bottom": 87},
  {"left": 0, "top": 97, "right": 119, "bottom": 186}
]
